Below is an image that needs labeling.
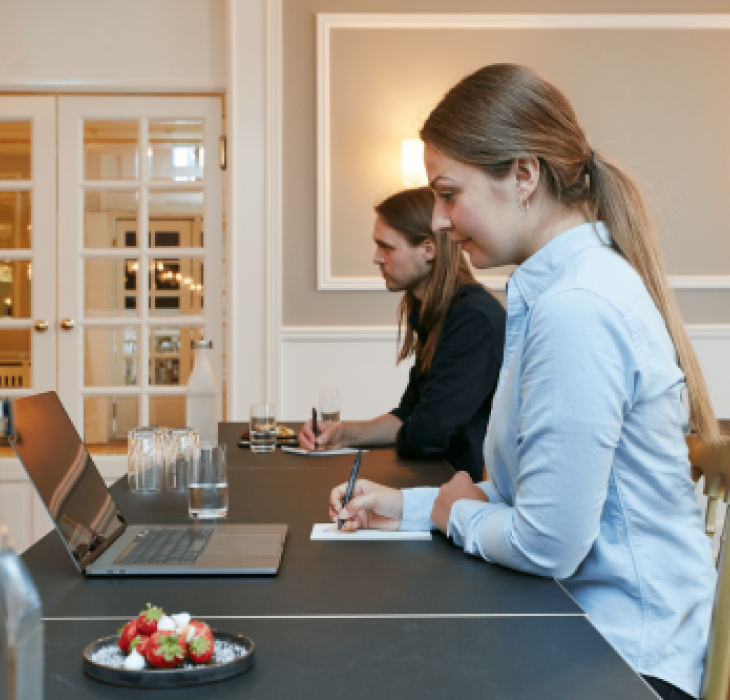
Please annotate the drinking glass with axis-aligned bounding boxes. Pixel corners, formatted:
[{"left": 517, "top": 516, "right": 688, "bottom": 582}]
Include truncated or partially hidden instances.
[
  {"left": 165, "top": 427, "right": 200, "bottom": 491},
  {"left": 188, "top": 443, "right": 228, "bottom": 518},
  {"left": 319, "top": 389, "right": 341, "bottom": 425},
  {"left": 250, "top": 403, "right": 276, "bottom": 453},
  {"left": 128, "top": 427, "right": 163, "bottom": 492}
]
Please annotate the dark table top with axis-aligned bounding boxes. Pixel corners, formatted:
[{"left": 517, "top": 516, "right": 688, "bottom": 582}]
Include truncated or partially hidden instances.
[{"left": 24, "top": 422, "right": 657, "bottom": 699}]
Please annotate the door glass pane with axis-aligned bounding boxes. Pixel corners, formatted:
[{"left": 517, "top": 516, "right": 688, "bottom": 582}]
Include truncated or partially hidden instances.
[
  {"left": 0, "top": 260, "right": 31, "bottom": 318},
  {"left": 84, "top": 327, "right": 138, "bottom": 386},
  {"left": 149, "top": 190, "right": 204, "bottom": 247},
  {"left": 149, "top": 326, "right": 203, "bottom": 386},
  {"left": 84, "top": 190, "right": 138, "bottom": 248},
  {"left": 149, "top": 120, "right": 204, "bottom": 181},
  {"left": 84, "top": 121, "right": 138, "bottom": 181},
  {"left": 84, "top": 396, "right": 139, "bottom": 447},
  {"left": 0, "top": 122, "right": 31, "bottom": 180},
  {"left": 84, "top": 258, "right": 138, "bottom": 317},
  {"left": 149, "top": 395, "right": 186, "bottom": 428},
  {"left": 0, "top": 329, "right": 30, "bottom": 389},
  {"left": 150, "top": 257, "right": 204, "bottom": 316},
  {"left": 0, "top": 191, "right": 31, "bottom": 248}
]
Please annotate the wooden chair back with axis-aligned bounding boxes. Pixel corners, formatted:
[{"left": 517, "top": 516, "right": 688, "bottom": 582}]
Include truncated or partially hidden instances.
[{"left": 687, "top": 434, "right": 730, "bottom": 700}]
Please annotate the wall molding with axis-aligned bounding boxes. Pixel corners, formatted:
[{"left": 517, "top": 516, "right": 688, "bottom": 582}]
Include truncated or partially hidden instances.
[
  {"left": 266, "top": 0, "right": 283, "bottom": 408},
  {"left": 283, "top": 323, "right": 730, "bottom": 342},
  {"left": 316, "top": 13, "right": 730, "bottom": 292}
]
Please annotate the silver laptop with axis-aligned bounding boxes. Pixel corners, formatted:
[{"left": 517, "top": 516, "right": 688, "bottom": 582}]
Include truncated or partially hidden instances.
[{"left": 9, "top": 392, "right": 287, "bottom": 576}]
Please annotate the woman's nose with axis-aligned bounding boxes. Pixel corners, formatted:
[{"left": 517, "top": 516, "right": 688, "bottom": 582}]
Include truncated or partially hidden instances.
[{"left": 432, "top": 201, "right": 452, "bottom": 233}]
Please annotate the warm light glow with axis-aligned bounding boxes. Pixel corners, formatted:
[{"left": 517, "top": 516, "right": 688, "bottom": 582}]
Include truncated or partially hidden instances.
[
  {"left": 4, "top": 297, "right": 11, "bottom": 305},
  {"left": 157, "top": 262, "right": 164, "bottom": 271},
  {"left": 184, "top": 277, "right": 193, "bottom": 286},
  {"left": 175, "top": 273, "right": 182, "bottom": 281},
  {"left": 27, "top": 263, "right": 31, "bottom": 279},
  {"left": 401, "top": 139, "right": 428, "bottom": 187},
  {"left": 147, "top": 146, "right": 153, "bottom": 158}
]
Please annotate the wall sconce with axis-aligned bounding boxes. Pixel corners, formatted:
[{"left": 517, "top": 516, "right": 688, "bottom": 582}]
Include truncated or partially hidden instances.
[{"left": 401, "top": 139, "right": 428, "bottom": 188}]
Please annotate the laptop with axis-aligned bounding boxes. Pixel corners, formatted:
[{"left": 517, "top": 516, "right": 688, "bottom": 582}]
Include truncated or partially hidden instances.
[{"left": 9, "top": 392, "right": 287, "bottom": 576}]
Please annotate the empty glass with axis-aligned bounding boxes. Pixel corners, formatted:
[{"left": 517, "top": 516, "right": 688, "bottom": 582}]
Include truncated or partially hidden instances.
[
  {"left": 188, "top": 443, "right": 228, "bottom": 518},
  {"left": 127, "top": 427, "right": 163, "bottom": 492},
  {"left": 319, "top": 389, "right": 340, "bottom": 425},
  {"left": 250, "top": 404, "right": 276, "bottom": 453},
  {"left": 164, "top": 427, "right": 200, "bottom": 491}
]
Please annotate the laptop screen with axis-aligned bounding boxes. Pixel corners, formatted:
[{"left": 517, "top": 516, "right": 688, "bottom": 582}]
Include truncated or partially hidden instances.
[{"left": 10, "top": 392, "right": 125, "bottom": 569}]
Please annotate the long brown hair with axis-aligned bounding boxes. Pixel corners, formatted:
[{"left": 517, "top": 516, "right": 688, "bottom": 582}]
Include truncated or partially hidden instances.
[
  {"left": 375, "top": 187, "right": 478, "bottom": 373},
  {"left": 421, "top": 63, "right": 723, "bottom": 445}
]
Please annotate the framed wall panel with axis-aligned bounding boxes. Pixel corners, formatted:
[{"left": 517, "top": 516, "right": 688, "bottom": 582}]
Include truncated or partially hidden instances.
[{"left": 317, "top": 14, "right": 730, "bottom": 291}]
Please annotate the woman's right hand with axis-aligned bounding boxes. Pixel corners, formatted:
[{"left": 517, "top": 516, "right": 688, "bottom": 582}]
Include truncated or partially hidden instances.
[
  {"left": 329, "top": 478, "right": 403, "bottom": 532},
  {"left": 298, "top": 419, "right": 346, "bottom": 451}
]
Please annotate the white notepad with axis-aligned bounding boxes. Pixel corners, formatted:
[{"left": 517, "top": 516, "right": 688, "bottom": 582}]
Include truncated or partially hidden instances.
[
  {"left": 310, "top": 523, "right": 432, "bottom": 541},
  {"left": 281, "top": 447, "right": 366, "bottom": 456}
]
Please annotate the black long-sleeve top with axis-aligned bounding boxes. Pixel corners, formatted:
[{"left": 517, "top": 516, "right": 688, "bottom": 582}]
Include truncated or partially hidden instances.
[{"left": 389, "top": 284, "right": 506, "bottom": 482}]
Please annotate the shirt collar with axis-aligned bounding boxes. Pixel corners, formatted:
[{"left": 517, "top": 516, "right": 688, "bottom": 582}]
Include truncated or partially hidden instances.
[{"left": 509, "top": 222, "right": 611, "bottom": 308}]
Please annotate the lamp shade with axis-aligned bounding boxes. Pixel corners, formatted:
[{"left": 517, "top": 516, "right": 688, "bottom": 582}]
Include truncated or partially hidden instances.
[{"left": 401, "top": 139, "right": 428, "bottom": 187}]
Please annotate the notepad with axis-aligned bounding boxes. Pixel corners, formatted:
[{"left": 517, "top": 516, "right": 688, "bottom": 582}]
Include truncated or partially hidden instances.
[
  {"left": 281, "top": 447, "right": 366, "bottom": 456},
  {"left": 310, "top": 523, "right": 432, "bottom": 541}
]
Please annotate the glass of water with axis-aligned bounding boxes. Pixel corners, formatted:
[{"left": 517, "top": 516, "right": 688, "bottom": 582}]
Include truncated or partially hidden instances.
[
  {"left": 250, "top": 403, "right": 277, "bottom": 453},
  {"left": 188, "top": 442, "right": 228, "bottom": 518},
  {"left": 165, "top": 427, "right": 200, "bottom": 491},
  {"left": 319, "top": 389, "right": 341, "bottom": 425}
]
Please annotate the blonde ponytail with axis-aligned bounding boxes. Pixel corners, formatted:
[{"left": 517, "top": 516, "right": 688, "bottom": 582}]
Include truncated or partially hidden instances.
[{"left": 587, "top": 154, "right": 723, "bottom": 445}]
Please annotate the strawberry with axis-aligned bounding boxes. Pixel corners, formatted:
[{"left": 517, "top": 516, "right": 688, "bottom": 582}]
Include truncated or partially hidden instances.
[
  {"left": 187, "top": 634, "right": 214, "bottom": 664},
  {"left": 181, "top": 620, "right": 213, "bottom": 643},
  {"left": 117, "top": 620, "right": 139, "bottom": 653},
  {"left": 137, "top": 602, "right": 164, "bottom": 636},
  {"left": 145, "top": 631, "right": 188, "bottom": 669},
  {"left": 129, "top": 634, "right": 150, "bottom": 657}
]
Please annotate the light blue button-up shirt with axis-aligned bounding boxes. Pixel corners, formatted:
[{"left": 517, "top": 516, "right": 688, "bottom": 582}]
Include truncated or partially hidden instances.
[{"left": 401, "top": 222, "right": 716, "bottom": 698}]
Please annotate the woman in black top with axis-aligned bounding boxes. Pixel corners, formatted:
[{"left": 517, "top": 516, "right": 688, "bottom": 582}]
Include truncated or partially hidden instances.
[{"left": 299, "top": 187, "right": 505, "bottom": 481}]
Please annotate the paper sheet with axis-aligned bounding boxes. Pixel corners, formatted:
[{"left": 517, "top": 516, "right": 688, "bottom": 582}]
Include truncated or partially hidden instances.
[
  {"left": 281, "top": 447, "right": 366, "bottom": 456},
  {"left": 310, "top": 523, "right": 432, "bottom": 541}
]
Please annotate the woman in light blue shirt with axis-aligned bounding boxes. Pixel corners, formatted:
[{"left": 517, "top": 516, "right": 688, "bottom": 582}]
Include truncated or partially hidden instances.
[{"left": 330, "top": 64, "right": 724, "bottom": 700}]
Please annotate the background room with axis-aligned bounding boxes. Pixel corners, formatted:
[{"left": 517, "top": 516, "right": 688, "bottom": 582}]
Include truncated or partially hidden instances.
[{"left": 0, "top": 0, "right": 728, "bottom": 553}]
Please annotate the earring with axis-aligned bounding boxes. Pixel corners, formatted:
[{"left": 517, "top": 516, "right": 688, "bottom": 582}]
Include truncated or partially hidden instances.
[{"left": 517, "top": 196, "right": 530, "bottom": 213}]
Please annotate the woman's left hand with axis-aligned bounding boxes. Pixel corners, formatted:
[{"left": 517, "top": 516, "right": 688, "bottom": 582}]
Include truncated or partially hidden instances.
[{"left": 431, "top": 472, "right": 489, "bottom": 533}]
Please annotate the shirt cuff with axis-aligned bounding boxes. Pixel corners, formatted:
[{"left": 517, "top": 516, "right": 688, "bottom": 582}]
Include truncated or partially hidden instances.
[
  {"left": 399, "top": 487, "right": 438, "bottom": 531},
  {"left": 389, "top": 407, "right": 411, "bottom": 423},
  {"left": 447, "top": 499, "right": 510, "bottom": 556}
]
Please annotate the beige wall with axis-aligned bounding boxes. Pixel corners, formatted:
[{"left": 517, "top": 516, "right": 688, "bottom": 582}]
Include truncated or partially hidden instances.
[{"left": 283, "top": 0, "right": 730, "bottom": 326}]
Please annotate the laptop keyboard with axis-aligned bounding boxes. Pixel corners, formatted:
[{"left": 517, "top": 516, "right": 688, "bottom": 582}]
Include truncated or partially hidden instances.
[{"left": 113, "top": 528, "right": 214, "bottom": 566}]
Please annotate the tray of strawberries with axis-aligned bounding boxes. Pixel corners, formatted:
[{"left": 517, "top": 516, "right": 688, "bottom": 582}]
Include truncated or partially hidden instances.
[{"left": 83, "top": 603, "right": 255, "bottom": 688}]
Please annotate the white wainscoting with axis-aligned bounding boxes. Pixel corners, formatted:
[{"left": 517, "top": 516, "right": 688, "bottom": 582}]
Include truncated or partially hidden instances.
[
  {"left": 281, "top": 324, "right": 730, "bottom": 421},
  {"left": 0, "top": 455, "right": 126, "bottom": 554}
]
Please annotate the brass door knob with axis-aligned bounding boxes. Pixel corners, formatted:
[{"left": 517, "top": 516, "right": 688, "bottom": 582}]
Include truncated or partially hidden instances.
[
  {"left": 34, "top": 320, "right": 49, "bottom": 333},
  {"left": 60, "top": 318, "right": 75, "bottom": 331}
]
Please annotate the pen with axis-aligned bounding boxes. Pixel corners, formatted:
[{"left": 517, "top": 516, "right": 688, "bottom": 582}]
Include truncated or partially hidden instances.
[
  {"left": 312, "top": 407, "right": 318, "bottom": 446},
  {"left": 338, "top": 449, "right": 363, "bottom": 531}
]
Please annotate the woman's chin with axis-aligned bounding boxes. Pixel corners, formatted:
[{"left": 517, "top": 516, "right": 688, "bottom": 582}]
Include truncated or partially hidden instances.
[{"left": 465, "top": 249, "right": 491, "bottom": 269}]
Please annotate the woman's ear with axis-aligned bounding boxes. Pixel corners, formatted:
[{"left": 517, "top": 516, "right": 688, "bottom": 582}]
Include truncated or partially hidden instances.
[{"left": 514, "top": 156, "right": 540, "bottom": 200}]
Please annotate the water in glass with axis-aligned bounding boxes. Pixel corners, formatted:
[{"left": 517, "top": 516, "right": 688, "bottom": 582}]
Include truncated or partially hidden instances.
[
  {"left": 250, "top": 403, "right": 276, "bottom": 453},
  {"left": 188, "top": 443, "right": 228, "bottom": 518}
]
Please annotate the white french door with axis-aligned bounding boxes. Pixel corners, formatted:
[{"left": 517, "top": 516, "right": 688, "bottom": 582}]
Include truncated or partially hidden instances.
[
  {"left": 0, "top": 97, "right": 56, "bottom": 398},
  {"left": 58, "top": 96, "right": 222, "bottom": 446}
]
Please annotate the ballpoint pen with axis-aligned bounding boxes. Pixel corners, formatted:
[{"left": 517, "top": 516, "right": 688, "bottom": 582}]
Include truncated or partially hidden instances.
[
  {"left": 312, "top": 407, "right": 318, "bottom": 446},
  {"left": 338, "top": 449, "right": 363, "bottom": 531}
]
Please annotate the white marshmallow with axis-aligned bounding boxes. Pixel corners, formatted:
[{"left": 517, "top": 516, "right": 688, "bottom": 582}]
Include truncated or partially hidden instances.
[
  {"left": 156, "top": 615, "right": 176, "bottom": 632},
  {"left": 123, "top": 649, "right": 147, "bottom": 671}
]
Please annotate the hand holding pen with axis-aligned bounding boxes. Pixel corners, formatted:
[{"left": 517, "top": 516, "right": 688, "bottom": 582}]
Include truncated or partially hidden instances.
[{"left": 338, "top": 450, "right": 362, "bottom": 530}]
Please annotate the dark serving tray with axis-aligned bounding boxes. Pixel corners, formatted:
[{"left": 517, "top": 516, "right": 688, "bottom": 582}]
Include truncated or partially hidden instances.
[{"left": 83, "top": 630, "right": 255, "bottom": 688}]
